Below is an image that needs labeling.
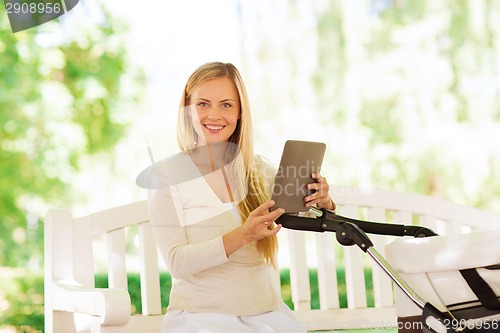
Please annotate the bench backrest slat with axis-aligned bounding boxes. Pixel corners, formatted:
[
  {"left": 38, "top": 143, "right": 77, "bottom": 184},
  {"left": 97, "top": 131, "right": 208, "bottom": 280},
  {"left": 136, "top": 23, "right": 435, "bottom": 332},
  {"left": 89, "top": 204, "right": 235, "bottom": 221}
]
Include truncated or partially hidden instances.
[
  {"left": 287, "top": 230, "right": 312, "bottom": 310},
  {"left": 107, "top": 228, "right": 128, "bottom": 290},
  {"left": 315, "top": 232, "right": 340, "bottom": 309},
  {"left": 138, "top": 223, "right": 162, "bottom": 315}
]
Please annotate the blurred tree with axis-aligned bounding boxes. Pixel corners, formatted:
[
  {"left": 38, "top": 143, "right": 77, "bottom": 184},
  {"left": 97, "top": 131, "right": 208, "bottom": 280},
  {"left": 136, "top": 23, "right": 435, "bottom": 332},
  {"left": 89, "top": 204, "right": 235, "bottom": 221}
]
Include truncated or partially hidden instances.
[
  {"left": 313, "top": 0, "right": 500, "bottom": 212},
  {"left": 0, "top": 5, "right": 143, "bottom": 268}
]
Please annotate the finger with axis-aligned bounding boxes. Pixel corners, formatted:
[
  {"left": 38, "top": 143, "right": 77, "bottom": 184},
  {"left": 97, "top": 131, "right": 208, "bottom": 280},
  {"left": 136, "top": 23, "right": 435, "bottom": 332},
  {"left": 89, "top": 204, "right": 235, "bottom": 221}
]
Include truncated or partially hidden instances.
[
  {"left": 307, "top": 182, "right": 321, "bottom": 191},
  {"left": 308, "top": 173, "right": 329, "bottom": 191},
  {"left": 255, "top": 207, "right": 284, "bottom": 224},
  {"left": 314, "top": 174, "right": 332, "bottom": 196},
  {"left": 305, "top": 191, "right": 332, "bottom": 207},
  {"left": 305, "top": 184, "right": 330, "bottom": 201},
  {"left": 250, "top": 200, "right": 276, "bottom": 217},
  {"left": 305, "top": 197, "right": 331, "bottom": 208},
  {"left": 312, "top": 173, "right": 326, "bottom": 182},
  {"left": 304, "top": 198, "right": 320, "bottom": 207},
  {"left": 305, "top": 188, "right": 318, "bottom": 204},
  {"left": 265, "top": 223, "right": 282, "bottom": 236},
  {"left": 268, "top": 207, "right": 285, "bottom": 219}
]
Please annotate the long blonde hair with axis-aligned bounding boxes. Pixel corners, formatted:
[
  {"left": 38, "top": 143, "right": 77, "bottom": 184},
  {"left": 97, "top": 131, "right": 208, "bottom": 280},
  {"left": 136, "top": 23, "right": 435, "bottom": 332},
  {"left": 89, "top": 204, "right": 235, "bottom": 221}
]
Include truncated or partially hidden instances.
[{"left": 177, "top": 62, "right": 278, "bottom": 266}]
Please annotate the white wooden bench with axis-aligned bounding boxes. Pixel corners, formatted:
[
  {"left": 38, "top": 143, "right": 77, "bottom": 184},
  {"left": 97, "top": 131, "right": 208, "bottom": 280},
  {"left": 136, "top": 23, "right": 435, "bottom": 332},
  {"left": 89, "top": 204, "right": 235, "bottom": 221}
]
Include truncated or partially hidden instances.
[{"left": 44, "top": 185, "right": 500, "bottom": 332}]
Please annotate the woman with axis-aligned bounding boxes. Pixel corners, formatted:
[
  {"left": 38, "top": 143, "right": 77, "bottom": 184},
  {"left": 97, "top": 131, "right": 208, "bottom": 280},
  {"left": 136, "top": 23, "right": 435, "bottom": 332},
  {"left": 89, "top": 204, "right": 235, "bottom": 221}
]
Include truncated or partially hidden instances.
[{"left": 148, "top": 62, "right": 336, "bottom": 332}]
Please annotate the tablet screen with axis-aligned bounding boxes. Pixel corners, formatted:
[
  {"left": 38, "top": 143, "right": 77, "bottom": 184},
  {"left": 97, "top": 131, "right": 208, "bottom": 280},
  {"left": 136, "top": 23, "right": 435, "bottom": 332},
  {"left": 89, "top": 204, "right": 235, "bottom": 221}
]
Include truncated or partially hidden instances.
[{"left": 270, "top": 140, "right": 326, "bottom": 213}]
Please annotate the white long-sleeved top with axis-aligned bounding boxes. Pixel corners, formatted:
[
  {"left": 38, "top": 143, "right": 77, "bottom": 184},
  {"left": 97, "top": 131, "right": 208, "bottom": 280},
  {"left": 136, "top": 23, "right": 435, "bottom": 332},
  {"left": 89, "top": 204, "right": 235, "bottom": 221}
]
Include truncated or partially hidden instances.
[{"left": 147, "top": 152, "right": 280, "bottom": 316}]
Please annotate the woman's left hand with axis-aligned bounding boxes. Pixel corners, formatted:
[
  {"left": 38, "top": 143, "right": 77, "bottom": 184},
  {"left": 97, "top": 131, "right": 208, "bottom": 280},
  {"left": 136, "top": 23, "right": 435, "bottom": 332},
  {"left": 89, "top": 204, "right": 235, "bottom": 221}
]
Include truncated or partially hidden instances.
[{"left": 304, "top": 173, "right": 336, "bottom": 211}]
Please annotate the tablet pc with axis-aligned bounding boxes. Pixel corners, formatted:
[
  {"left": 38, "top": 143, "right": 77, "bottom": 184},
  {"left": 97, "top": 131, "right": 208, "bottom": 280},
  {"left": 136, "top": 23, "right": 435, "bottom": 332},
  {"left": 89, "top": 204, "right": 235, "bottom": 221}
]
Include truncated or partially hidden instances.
[{"left": 270, "top": 140, "right": 326, "bottom": 213}]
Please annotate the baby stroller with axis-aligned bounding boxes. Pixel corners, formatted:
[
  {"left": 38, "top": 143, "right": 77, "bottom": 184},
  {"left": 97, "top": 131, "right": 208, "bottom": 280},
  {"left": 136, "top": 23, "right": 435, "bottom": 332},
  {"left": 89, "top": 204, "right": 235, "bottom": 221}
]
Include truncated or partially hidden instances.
[{"left": 278, "top": 207, "right": 500, "bottom": 333}]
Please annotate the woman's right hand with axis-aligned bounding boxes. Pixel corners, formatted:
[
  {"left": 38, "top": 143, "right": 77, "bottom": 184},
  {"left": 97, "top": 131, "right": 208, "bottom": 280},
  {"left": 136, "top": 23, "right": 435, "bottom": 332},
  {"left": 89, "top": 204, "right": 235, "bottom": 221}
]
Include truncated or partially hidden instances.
[
  {"left": 240, "top": 200, "right": 284, "bottom": 242},
  {"left": 222, "top": 200, "right": 284, "bottom": 257}
]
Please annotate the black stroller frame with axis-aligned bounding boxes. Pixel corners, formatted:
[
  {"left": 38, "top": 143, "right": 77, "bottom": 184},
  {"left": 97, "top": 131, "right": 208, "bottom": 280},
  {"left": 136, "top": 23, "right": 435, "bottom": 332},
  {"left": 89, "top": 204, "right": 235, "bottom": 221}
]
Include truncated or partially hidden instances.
[{"left": 278, "top": 207, "right": 499, "bottom": 333}]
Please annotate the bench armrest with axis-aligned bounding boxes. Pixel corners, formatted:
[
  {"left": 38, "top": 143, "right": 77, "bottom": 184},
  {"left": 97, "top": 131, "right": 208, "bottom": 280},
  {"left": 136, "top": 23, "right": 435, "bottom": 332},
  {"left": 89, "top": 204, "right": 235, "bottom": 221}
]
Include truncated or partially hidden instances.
[{"left": 51, "top": 279, "right": 131, "bottom": 326}]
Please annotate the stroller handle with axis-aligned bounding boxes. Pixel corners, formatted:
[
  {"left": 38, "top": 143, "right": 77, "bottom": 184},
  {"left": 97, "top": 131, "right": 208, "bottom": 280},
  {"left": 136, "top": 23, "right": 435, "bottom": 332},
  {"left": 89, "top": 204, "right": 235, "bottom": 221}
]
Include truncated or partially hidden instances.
[
  {"left": 318, "top": 208, "right": 438, "bottom": 237},
  {"left": 276, "top": 208, "right": 438, "bottom": 238},
  {"left": 276, "top": 213, "right": 375, "bottom": 253}
]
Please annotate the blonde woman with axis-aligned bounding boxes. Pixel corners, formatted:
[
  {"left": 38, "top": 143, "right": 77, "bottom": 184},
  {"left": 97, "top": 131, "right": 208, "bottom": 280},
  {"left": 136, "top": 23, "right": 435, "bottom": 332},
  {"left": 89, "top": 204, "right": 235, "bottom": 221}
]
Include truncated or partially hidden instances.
[{"left": 147, "top": 62, "right": 336, "bottom": 332}]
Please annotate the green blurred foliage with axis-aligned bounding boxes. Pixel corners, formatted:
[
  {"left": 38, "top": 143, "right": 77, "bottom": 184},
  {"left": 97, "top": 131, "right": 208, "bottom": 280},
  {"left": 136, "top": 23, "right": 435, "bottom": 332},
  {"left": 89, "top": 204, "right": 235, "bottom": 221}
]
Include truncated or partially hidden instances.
[
  {"left": 94, "top": 272, "right": 173, "bottom": 314},
  {"left": 1, "top": 5, "right": 144, "bottom": 330},
  {"left": 0, "top": 270, "right": 44, "bottom": 332},
  {"left": 0, "top": 5, "right": 143, "bottom": 268},
  {"left": 314, "top": 0, "right": 500, "bottom": 212}
]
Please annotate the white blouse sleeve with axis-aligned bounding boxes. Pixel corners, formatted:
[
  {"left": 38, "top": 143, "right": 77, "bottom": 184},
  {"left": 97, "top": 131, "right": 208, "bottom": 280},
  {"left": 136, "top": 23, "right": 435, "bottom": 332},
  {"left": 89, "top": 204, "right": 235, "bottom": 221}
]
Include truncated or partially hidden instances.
[{"left": 147, "top": 162, "right": 229, "bottom": 279}]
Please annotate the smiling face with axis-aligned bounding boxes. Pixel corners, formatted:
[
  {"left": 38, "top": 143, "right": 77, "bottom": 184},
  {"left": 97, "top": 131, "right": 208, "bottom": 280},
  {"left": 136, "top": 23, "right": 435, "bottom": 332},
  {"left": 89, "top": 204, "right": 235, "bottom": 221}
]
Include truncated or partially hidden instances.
[{"left": 189, "top": 77, "right": 241, "bottom": 145}]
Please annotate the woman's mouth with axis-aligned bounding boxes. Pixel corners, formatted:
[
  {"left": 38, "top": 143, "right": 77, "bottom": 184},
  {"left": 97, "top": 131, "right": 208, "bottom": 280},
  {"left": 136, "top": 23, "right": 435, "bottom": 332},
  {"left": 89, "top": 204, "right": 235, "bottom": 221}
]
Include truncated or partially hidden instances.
[{"left": 203, "top": 124, "right": 225, "bottom": 133}]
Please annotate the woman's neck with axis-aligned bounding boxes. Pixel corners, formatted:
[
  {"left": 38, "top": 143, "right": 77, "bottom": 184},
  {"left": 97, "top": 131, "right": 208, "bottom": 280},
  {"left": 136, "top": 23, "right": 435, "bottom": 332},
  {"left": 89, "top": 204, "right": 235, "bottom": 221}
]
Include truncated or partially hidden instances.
[{"left": 190, "top": 142, "right": 228, "bottom": 172}]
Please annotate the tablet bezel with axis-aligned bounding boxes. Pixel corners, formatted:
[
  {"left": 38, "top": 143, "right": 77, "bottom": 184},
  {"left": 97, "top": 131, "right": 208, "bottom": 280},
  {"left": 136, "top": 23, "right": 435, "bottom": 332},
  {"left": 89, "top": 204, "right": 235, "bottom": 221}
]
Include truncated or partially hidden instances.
[{"left": 270, "top": 140, "right": 326, "bottom": 214}]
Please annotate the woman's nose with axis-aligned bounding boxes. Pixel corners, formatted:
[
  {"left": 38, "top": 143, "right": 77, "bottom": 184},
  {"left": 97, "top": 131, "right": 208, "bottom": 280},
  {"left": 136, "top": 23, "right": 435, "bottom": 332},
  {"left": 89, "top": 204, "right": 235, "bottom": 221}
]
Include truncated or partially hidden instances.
[{"left": 207, "top": 107, "right": 222, "bottom": 119}]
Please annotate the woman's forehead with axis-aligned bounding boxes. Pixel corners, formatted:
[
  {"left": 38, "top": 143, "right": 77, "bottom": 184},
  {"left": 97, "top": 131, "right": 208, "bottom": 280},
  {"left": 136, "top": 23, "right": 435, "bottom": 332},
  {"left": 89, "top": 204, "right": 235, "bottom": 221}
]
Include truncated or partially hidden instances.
[{"left": 192, "top": 77, "right": 239, "bottom": 101}]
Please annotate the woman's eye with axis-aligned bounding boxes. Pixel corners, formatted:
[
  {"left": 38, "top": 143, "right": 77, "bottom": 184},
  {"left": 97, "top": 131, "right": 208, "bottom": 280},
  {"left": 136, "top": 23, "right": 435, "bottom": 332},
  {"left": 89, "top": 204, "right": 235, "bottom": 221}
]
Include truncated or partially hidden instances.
[
  {"left": 197, "top": 102, "right": 209, "bottom": 107},
  {"left": 222, "top": 103, "right": 232, "bottom": 108}
]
